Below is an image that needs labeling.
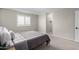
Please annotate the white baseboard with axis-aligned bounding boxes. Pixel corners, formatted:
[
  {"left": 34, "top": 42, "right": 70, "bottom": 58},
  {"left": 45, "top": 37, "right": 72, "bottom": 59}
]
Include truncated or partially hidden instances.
[
  {"left": 53, "top": 33, "right": 75, "bottom": 42},
  {"left": 50, "top": 33, "right": 79, "bottom": 43}
]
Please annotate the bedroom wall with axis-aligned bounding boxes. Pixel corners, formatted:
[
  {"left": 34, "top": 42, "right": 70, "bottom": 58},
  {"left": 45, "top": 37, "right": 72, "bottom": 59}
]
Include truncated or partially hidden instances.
[
  {"left": 53, "top": 8, "right": 79, "bottom": 40},
  {"left": 0, "top": 9, "right": 38, "bottom": 32}
]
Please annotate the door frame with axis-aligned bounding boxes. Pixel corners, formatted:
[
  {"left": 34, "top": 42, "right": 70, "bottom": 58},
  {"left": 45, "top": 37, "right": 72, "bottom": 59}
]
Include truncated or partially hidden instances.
[{"left": 75, "top": 11, "right": 79, "bottom": 42}]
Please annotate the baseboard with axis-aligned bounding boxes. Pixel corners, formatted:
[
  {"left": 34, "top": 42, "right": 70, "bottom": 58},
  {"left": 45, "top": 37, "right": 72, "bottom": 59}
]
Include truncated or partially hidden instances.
[{"left": 53, "top": 33, "right": 74, "bottom": 41}]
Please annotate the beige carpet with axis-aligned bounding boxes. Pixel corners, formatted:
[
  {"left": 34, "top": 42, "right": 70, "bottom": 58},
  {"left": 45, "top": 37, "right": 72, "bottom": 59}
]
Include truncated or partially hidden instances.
[{"left": 36, "top": 34, "right": 79, "bottom": 50}]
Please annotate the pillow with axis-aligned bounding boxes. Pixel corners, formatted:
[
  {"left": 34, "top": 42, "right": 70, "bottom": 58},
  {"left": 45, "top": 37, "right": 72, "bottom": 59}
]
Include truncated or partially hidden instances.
[
  {"left": 9, "top": 30, "right": 15, "bottom": 41},
  {"left": 0, "top": 27, "right": 9, "bottom": 33},
  {"left": 0, "top": 30, "right": 11, "bottom": 46},
  {"left": 0, "top": 27, "right": 11, "bottom": 46},
  {"left": 3, "top": 27, "right": 8, "bottom": 32}
]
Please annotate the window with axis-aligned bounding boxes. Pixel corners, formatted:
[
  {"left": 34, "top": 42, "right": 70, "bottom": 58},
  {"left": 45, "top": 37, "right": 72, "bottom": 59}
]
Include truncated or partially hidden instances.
[
  {"left": 25, "top": 16, "right": 31, "bottom": 26},
  {"left": 17, "top": 14, "right": 31, "bottom": 26},
  {"left": 17, "top": 15, "right": 24, "bottom": 26}
]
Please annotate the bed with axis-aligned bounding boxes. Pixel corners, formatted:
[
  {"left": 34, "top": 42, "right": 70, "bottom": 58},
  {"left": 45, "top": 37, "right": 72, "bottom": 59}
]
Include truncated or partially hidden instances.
[{"left": 10, "top": 31, "right": 50, "bottom": 50}]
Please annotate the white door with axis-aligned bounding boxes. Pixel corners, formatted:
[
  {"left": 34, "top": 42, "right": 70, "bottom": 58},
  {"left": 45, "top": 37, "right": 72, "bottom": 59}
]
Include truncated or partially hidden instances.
[{"left": 75, "top": 11, "right": 79, "bottom": 42}]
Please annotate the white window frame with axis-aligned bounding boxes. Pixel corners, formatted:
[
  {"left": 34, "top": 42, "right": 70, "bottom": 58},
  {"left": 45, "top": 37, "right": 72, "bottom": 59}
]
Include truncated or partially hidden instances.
[{"left": 17, "top": 14, "right": 31, "bottom": 27}]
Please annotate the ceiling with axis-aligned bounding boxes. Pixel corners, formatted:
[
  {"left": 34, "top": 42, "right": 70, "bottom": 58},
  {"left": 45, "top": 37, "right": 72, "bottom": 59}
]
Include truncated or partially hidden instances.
[
  {"left": 9, "top": 8, "right": 63, "bottom": 15},
  {"left": 5, "top": 8, "right": 79, "bottom": 15}
]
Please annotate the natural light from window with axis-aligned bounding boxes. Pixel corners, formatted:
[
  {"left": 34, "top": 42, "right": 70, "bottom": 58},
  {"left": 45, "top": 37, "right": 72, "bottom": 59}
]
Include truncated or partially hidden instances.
[{"left": 17, "top": 14, "right": 31, "bottom": 26}]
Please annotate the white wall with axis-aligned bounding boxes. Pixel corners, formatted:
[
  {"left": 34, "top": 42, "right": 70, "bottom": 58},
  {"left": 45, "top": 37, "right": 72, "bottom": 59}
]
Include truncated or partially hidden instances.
[
  {"left": 0, "top": 9, "right": 38, "bottom": 32},
  {"left": 53, "top": 9, "right": 77, "bottom": 40},
  {"left": 38, "top": 14, "right": 46, "bottom": 33}
]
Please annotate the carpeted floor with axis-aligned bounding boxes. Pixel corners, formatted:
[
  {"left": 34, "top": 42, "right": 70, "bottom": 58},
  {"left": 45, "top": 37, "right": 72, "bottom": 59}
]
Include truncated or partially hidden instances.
[{"left": 36, "top": 34, "right": 79, "bottom": 50}]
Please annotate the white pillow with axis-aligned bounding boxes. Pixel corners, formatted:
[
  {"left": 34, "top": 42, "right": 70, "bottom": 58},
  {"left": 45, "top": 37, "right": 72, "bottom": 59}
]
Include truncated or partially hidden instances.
[
  {"left": 0, "top": 30, "right": 11, "bottom": 46},
  {"left": 0, "top": 27, "right": 11, "bottom": 46},
  {"left": 3, "top": 27, "right": 8, "bottom": 32},
  {"left": 0, "top": 27, "right": 8, "bottom": 32}
]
